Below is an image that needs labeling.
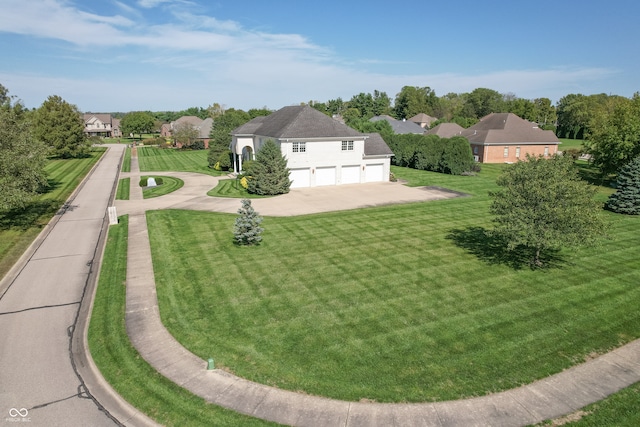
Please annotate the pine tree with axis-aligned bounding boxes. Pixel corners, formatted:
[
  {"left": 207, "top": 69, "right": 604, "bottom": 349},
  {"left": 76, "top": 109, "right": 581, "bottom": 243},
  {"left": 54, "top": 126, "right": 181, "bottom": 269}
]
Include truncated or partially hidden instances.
[
  {"left": 247, "top": 139, "right": 291, "bottom": 195},
  {"left": 233, "top": 199, "right": 264, "bottom": 245},
  {"left": 605, "top": 155, "right": 640, "bottom": 215}
]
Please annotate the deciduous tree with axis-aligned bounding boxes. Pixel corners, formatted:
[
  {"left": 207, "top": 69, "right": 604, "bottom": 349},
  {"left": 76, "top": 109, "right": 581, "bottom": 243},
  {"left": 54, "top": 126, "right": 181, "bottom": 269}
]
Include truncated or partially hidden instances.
[
  {"left": 120, "top": 111, "right": 155, "bottom": 140},
  {"left": 33, "top": 95, "right": 88, "bottom": 158},
  {"left": 0, "top": 85, "right": 48, "bottom": 210},
  {"left": 586, "top": 93, "right": 640, "bottom": 176},
  {"left": 172, "top": 122, "right": 200, "bottom": 149},
  {"left": 490, "top": 154, "right": 607, "bottom": 266}
]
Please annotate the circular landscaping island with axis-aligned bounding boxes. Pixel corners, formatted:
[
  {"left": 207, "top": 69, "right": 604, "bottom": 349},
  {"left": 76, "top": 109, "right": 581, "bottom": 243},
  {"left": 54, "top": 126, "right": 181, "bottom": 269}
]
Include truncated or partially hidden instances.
[{"left": 140, "top": 175, "right": 184, "bottom": 199}]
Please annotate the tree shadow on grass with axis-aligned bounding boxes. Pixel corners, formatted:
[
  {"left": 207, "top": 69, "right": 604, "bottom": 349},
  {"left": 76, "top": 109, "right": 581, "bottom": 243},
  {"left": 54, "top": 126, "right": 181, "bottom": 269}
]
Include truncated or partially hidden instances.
[
  {"left": 0, "top": 200, "right": 62, "bottom": 231},
  {"left": 446, "top": 226, "right": 565, "bottom": 270}
]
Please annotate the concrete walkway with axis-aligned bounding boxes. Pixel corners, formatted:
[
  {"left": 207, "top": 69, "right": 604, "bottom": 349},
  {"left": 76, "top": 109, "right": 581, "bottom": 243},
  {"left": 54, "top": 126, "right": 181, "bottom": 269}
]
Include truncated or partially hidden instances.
[{"left": 116, "top": 166, "right": 640, "bottom": 426}]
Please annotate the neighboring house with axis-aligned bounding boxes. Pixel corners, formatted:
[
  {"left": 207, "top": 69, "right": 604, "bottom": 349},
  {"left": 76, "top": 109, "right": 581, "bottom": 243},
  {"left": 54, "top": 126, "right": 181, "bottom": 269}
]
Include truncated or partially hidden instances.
[
  {"left": 408, "top": 113, "right": 438, "bottom": 129},
  {"left": 161, "top": 116, "right": 212, "bottom": 148},
  {"left": 370, "top": 115, "right": 426, "bottom": 135},
  {"left": 230, "top": 105, "right": 394, "bottom": 188},
  {"left": 425, "top": 122, "right": 465, "bottom": 138},
  {"left": 460, "top": 113, "right": 560, "bottom": 163},
  {"left": 83, "top": 113, "right": 121, "bottom": 138}
]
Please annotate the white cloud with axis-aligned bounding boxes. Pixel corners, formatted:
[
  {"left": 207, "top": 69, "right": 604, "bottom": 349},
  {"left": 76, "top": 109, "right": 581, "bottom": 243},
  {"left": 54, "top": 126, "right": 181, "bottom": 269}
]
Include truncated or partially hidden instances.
[{"left": 0, "top": 1, "right": 624, "bottom": 111}]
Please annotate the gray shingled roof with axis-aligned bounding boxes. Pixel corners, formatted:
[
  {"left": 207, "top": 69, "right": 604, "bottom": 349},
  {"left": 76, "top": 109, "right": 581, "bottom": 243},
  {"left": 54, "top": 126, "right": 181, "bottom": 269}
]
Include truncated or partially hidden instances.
[
  {"left": 370, "top": 115, "right": 425, "bottom": 135},
  {"left": 461, "top": 113, "right": 560, "bottom": 145},
  {"left": 425, "top": 122, "right": 465, "bottom": 138},
  {"left": 232, "top": 105, "right": 363, "bottom": 139},
  {"left": 364, "top": 133, "right": 394, "bottom": 157}
]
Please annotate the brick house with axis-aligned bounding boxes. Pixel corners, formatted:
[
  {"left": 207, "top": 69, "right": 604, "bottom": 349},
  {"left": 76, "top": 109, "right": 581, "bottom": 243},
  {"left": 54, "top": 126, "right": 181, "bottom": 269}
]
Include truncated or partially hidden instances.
[
  {"left": 161, "top": 116, "right": 212, "bottom": 148},
  {"left": 461, "top": 113, "right": 560, "bottom": 163}
]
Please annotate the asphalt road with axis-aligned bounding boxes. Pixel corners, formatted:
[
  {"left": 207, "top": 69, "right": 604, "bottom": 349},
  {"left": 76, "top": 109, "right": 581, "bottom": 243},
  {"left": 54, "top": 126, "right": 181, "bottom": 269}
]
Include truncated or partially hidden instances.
[{"left": 0, "top": 145, "right": 126, "bottom": 426}]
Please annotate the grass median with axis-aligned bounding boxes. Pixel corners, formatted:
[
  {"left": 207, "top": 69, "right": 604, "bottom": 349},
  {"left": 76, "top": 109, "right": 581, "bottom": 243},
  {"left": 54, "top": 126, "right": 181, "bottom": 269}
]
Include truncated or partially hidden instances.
[{"left": 88, "top": 216, "right": 276, "bottom": 426}]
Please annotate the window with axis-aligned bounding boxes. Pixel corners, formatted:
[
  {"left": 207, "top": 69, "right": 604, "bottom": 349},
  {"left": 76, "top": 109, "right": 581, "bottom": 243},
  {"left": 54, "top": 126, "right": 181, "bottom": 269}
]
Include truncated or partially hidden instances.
[
  {"left": 473, "top": 146, "right": 478, "bottom": 154},
  {"left": 544, "top": 146, "right": 549, "bottom": 156},
  {"left": 292, "top": 142, "right": 306, "bottom": 153},
  {"left": 341, "top": 140, "right": 354, "bottom": 151},
  {"left": 516, "top": 147, "right": 521, "bottom": 158},
  {"left": 503, "top": 146, "right": 509, "bottom": 157}
]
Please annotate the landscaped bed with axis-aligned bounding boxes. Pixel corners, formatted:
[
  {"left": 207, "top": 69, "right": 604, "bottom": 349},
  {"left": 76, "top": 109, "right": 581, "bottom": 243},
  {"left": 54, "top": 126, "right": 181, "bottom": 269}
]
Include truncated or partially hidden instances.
[{"left": 146, "top": 165, "right": 640, "bottom": 403}]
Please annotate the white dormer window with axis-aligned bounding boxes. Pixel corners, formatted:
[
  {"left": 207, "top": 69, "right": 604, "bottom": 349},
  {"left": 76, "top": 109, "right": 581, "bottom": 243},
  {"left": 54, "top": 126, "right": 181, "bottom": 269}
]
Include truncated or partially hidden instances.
[{"left": 341, "top": 140, "right": 354, "bottom": 151}]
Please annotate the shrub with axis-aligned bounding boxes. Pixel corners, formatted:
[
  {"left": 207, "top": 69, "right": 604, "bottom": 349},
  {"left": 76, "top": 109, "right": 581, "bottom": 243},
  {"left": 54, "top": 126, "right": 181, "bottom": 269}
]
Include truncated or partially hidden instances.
[
  {"left": 185, "top": 140, "right": 205, "bottom": 150},
  {"left": 240, "top": 176, "right": 249, "bottom": 189},
  {"left": 241, "top": 160, "right": 257, "bottom": 175},
  {"left": 217, "top": 151, "right": 232, "bottom": 171}
]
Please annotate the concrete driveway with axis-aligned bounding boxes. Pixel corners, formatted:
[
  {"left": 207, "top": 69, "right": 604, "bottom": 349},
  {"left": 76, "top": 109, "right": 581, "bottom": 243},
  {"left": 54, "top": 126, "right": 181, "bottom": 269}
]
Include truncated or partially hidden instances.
[{"left": 115, "top": 172, "right": 465, "bottom": 217}]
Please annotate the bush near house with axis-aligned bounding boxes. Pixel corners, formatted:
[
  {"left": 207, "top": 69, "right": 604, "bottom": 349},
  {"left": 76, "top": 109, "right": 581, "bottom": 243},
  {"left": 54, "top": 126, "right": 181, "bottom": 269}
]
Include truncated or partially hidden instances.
[{"left": 387, "top": 133, "right": 476, "bottom": 175}]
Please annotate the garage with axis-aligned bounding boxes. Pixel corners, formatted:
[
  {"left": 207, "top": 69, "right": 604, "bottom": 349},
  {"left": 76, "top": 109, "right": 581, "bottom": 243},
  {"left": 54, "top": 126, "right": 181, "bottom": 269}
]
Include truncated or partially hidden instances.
[
  {"left": 365, "top": 164, "right": 385, "bottom": 182},
  {"left": 289, "top": 168, "right": 311, "bottom": 188},
  {"left": 315, "top": 166, "right": 336, "bottom": 186},
  {"left": 340, "top": 165, "right": 360, "bottom": 184}
]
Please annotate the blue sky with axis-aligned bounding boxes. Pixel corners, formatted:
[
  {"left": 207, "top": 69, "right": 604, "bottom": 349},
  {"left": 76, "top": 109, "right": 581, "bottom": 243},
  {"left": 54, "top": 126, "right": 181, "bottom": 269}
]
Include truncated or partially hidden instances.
[{"left": 0, "top": 0, "right": 638, "bottom": 113}]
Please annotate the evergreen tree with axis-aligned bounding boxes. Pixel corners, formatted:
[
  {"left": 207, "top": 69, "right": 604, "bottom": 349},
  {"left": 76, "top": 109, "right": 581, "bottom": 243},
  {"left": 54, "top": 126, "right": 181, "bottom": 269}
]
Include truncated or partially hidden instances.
[
  {"left": 233, "top": 199, "right": 263, "bottom": 246},
  {"left": 605, "top": 155, "right": 640, "bottom": 214},
  {"left": 247, "top": 139, "right": 291, "bottom": 195}
]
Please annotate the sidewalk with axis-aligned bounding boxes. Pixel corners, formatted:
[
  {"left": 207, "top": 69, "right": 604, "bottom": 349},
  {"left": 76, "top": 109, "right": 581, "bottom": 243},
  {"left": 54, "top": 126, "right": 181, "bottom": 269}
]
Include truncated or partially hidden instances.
[{"left": 121, "top": 162, "right": 640, "bottom": 426}]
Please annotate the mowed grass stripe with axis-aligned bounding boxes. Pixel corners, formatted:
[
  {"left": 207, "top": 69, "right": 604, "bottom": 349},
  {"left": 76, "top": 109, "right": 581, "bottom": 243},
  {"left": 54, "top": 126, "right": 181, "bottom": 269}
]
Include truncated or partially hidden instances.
[
  {"left": 146, "top": 170, "right": 640, "bottom": 403},
  {"left": 137, "top": 146, "right": 222, "bottom": 176}
]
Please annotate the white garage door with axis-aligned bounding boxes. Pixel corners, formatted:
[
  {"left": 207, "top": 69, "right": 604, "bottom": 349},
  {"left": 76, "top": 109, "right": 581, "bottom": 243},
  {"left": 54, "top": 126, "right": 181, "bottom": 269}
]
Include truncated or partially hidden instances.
[
  {"left": 341, "top": 165, "right": 360, "bottom": 184},
  {"left": 316, "top": 166, "right": 336, "bottom": 186},
  {"left": 289, "top": 168, "right": 310, "bottom": 188},
  {"left": 365, "top": 164, "right": 384, "bottom": 182}
]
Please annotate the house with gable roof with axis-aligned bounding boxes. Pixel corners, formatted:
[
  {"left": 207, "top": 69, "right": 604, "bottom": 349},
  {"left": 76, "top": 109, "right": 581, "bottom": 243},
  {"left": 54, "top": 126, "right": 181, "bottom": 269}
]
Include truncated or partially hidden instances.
[
  {"left": 161, "top": 115, "right": 213, "bottom": 148},
  {"left": 461, "top": 112, "right": 560, "bottom": 163},
  {"left": 369, "top": 115, "right": 426, "bottom": 135},
  {"left": 425, "top": 122, "right": 465, "bottom": 138},
  {"left": 83, "top": 113, "right": 121, "bottom": 138},
  {"left": 230, "top": 105, "right": 394, "bottom": 188},
  {"left": 408, "top": 113, "right": 438, "bottom": 129}
]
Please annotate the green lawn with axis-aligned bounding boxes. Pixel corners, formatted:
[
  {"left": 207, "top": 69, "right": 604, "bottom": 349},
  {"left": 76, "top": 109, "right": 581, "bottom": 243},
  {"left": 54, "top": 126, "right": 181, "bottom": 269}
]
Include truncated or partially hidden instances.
[
  {"left": 121, "top": 147, "right": 131, "bottom": 172},
  {"left": 146, "top": 165, "right": 640, "bottom": 403},
  {"left": 207, "top": 178, "right": 267, "bottom": 198},
  {"left": 116, "top": 178, "right": 130, "bottom": 200},
  {"left": 89, "top": 217, "right": 275, "bottom": 426},
  {"left": 0, "top": 148, "right": 106, "bottom": 279},
  {"left": 559, "top": 138, "right": 585, "bottom": 150},
  {"left": 137, "top": 146, "right": 224, "bottom": 176},
  {"left": 141, "top": 176, "right": 184, "bottom": 199}
]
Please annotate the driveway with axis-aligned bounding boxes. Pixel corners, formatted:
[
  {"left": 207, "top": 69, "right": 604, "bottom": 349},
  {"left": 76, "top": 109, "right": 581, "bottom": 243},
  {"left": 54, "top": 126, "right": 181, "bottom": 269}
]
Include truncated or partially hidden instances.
[{"left": 115, "top": 172, "right": 464, "bottom": 217}]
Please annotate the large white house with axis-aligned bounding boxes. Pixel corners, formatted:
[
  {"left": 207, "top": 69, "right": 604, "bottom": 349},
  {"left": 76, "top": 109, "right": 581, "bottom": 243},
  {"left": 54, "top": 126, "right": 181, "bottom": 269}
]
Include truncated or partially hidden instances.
[{"left": 230, "top": 105, "right": 394, "bottom": 188}]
